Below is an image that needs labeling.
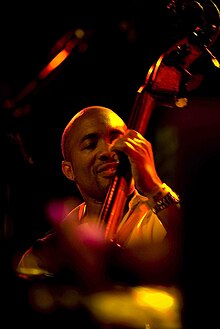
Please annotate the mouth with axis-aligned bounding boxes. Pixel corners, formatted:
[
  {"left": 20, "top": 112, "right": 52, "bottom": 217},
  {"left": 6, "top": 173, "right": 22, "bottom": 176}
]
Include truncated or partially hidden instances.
[{"left": 97, "top": 162, "right": 119, "bottom": 177}]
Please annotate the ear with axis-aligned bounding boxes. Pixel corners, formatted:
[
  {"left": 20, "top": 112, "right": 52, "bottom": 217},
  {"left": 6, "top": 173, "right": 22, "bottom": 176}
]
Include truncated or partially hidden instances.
[{"left": 62, "top": 160, "right": 75, "bottom": 181}]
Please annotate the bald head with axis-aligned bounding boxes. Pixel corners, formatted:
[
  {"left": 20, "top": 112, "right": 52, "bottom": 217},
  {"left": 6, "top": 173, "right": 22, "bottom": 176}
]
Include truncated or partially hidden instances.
[{"left": 61, "top": 106, "right": 127, "bottom": 160}]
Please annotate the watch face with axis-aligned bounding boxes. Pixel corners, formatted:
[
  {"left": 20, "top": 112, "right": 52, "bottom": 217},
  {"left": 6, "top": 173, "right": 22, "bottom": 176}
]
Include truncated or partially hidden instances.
[{"left": 153, "top": 191, "right": 180, "bottom": 214}]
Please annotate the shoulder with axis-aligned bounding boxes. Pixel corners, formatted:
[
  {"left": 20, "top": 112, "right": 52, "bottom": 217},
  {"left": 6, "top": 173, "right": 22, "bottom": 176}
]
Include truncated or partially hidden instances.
[
  {"left": 16, "top": 230, "right": 61, "bottom": 278},
  {"left": 23, "top": 201, "right": 85, "bottom": 254},
  {"left": 16, "top": 203, "right": 86, "bottom": 279},
  {"left": 58, "top": 202, "right": 85, "bottom": 232},
  {"left": 32, "top": 229, "right": 58, "bottom": 249},
  {"left": 61, "top": 202, "right": 85, "bottom": 223}
]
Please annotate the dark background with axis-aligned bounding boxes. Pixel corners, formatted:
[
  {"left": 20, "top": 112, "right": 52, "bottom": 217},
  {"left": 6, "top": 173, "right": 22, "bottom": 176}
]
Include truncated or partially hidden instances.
[{"left": 1, "top": 1, "right": 220, "bottom": 328}]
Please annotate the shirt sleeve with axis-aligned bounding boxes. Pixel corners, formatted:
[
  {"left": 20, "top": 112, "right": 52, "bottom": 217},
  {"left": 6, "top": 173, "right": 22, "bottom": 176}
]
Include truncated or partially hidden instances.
[
  {"left": 16, "top": 231, "right": 59, "bottom": 279},
  {"left": 115, "top": 194, "right": 167, "bottom": 248}
]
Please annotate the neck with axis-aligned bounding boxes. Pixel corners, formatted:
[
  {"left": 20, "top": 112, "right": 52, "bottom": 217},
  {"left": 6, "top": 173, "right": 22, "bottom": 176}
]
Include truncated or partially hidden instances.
[{"left": 82, "top": 197, "right": 103, "bottom": 223}]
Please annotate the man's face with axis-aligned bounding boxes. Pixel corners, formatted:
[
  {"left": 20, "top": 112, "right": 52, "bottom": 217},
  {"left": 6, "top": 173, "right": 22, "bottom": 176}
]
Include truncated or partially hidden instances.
[{"left": 67, "top": 108, "right": 127, "bottom": 202}]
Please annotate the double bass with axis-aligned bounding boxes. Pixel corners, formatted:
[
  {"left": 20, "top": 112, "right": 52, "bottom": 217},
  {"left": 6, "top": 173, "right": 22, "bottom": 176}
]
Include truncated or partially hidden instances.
[{"left": 98, "top": 0, "right": 220, "bottom": 241}]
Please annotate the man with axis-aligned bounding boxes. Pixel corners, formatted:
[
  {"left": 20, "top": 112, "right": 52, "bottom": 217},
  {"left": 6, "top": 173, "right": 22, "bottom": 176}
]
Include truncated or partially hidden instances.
[{"left": 16, "top": 105, "right": 182, "bottom": 289}]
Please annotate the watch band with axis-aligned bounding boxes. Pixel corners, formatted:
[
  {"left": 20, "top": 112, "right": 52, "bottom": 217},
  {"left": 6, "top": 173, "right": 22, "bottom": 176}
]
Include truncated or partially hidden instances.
[{"left": 152, "top": 189, "right": 180, "bottom": 214}]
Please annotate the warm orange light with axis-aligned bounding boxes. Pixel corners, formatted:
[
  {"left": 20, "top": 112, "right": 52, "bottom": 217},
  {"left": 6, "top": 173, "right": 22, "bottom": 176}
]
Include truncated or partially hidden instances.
[
  {"left": 38, "top": 29, "right": 87, "bottom": 80},
  {"left": 38, "top": 49, "right": 69, "bottom": 79},
  {"left": 84, "top": 285, "right": 182, "bottom": 328},
  {"left": 75, "top": 28, "right": 85, "bottom": 39},
  {"left": 133, "top": 286, "right": 174, "bottom": 310}
]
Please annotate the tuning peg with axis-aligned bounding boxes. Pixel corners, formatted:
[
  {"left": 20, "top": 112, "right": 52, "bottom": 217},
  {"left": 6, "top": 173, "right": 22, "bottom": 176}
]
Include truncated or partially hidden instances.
[
  {"left": 203, "top": 45, "right": 220, "bottom": 68},
  {"left": 190, "top": 25, "right": 220, "bottom": 68}
]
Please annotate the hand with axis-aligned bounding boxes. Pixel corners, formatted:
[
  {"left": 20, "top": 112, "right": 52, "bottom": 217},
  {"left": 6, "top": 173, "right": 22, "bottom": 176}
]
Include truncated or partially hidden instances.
[{"left": 111, "top": 129, "right": 162, "bottom": 196}]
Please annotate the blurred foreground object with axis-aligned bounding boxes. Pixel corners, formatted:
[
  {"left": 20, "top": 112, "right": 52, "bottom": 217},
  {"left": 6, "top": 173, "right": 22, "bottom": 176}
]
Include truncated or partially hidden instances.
[{"left": 25, "top": 281, "right": 182, "bottom": 329}]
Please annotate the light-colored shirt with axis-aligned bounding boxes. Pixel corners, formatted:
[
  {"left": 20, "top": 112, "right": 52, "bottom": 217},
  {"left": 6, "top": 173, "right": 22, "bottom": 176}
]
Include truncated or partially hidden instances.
[{"left": 16, "top": 190, "right": 167, "bottom": 278}]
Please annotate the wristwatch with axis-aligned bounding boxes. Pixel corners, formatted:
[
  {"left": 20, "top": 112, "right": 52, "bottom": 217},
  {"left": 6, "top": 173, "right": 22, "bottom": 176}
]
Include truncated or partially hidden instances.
[{"left": 152, "top": 187, "right": 180, "bottom": 214}]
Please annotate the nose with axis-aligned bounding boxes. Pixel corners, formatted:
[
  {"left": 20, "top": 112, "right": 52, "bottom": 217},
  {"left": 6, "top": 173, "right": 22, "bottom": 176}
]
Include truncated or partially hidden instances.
[
  {"left": 99, "top": 151, "right": 118, "bottom": 162},
  {"left": 98, "top": 141, "right": 118, "bottom": 162}
]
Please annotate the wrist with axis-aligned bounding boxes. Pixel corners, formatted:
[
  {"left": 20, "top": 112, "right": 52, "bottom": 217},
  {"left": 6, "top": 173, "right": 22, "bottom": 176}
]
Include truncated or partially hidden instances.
[{"left": 148, "top": 183, "right": 180, "bottom": 214}]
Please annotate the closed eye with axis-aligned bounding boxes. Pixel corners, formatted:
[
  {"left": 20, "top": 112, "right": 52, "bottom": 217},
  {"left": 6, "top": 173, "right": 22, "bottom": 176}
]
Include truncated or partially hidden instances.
[
  {"left": 109, "top": 131, "right": 124, "bottom": 143},
  {"left": 80, "top": 133, "right": 99, "bottom": 151},
  {"left": 82, "top": 140, "right": 97, "bottom": 150}
]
